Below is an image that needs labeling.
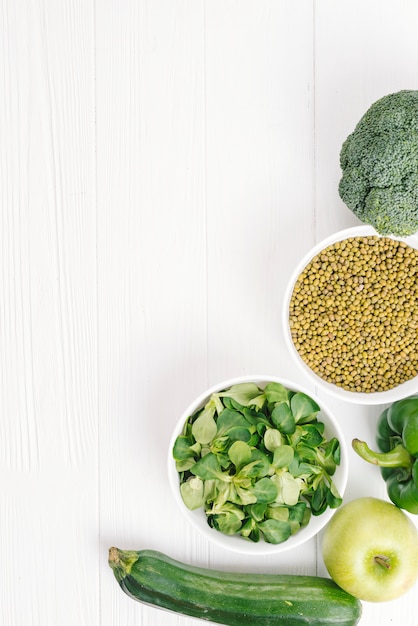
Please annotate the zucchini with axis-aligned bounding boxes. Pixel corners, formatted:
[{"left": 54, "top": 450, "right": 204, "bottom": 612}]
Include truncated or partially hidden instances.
[{"left": 108, "top": 547, "right": 362, "bottom": 625}]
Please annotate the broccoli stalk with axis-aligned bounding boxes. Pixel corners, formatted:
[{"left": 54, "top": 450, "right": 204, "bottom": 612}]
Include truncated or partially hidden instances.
[{"left": 339, "top": 90, "right": 418, "bottom": 237}]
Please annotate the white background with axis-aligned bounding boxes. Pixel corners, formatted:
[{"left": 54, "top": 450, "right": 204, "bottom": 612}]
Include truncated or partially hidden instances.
[{"left": 2, "top": 1, "right": 418, "bottom": 624}]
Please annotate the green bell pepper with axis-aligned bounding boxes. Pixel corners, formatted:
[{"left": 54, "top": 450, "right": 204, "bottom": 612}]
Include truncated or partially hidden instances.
[{"left": 352, "top": 395, "right": 418, "bottom": 514}]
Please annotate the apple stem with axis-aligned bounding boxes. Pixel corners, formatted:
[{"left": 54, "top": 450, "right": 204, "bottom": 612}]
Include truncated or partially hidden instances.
[{"left": 374, "top": 555, "right": 391, "bottom": 570}]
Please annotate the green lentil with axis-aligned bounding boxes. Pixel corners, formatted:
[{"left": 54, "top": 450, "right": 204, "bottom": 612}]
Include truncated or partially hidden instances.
[{"left": 288, "top": 236, "right": 418, "bottom": 393}]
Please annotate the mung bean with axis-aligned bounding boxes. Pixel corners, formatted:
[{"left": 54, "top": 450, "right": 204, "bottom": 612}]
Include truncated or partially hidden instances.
[{"left": 288, "top": 236, "right": 418, "bottom": 393}]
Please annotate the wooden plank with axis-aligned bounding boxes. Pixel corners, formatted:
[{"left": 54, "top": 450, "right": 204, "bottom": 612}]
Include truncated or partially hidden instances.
[
  {"left": 315, "top": 2, "right": 418, "bottom": 624},
  {"left": 204, "top": 0, "right": 317, "bottom": 572},
  {"left": 96, "top": 2, "right": 208, "bottom": 625},
  {"left": 204, "top": 0, "right": 316, "bottom": 385},
  {"left": 0, "top": 0, "right": 98, "bottom": 624}
]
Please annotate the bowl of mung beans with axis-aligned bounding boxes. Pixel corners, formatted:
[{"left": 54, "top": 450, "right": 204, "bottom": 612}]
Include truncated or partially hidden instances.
[{"left": 283, "top": 225, "right": 418, "bottom": 404}]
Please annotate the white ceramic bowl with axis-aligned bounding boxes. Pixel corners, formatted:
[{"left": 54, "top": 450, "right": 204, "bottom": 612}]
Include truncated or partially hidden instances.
[
  {"left": 282, "top": 225, "right": 418, "bottom": 405},
  {"left": 168, "top": 375, "right": 348, "bottom": 555}
]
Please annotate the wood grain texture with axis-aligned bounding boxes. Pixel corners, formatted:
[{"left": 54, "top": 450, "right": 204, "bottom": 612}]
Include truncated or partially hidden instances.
[
  {"left": 203, "top": 0, "right": 318, "bottom": 574},
  {"left": 0, "top": 0, "right": 97, "bottom": 471},
  {"left": 313, "top": 3, "right": 418, "bottom": 622},
  {"left": 96, "top": 2, "right": 208, "bottom": 625},
  {"left": 1, "top": 0, "right": 98, "bottom": 625},
  {"left": 2, "top": 1, "right": 418, "bottom": 625}
]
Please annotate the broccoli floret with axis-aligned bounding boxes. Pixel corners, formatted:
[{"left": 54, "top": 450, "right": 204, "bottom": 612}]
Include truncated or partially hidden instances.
[{"left": 339, "top": 90, "right": 418, "bottom": 236}]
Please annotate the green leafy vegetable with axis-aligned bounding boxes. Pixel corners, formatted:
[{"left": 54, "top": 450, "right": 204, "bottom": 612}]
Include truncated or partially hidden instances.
[
  {"left": 272, "top": 445, "right": 294, "bottom": 469},
  {"left": 251, "top": 477, "right": 278, "bottom": 503},
  {"left": 264, "top": 382, "right": 289, "bottom": 404},
  {"left": 264, "top": 428, "right": 283, "bottom": 452},
  {"left": 228, "top": 440, "right": 252, "bottom": 469},
  {"left": 216, "top": 383, "right": 262, "bottom": 406},
  {"left": 271, "top": 402, "right": 296, "bottom": 434},
  {"left": 257, "top": 519, "right": 291, "bottom": 544},
  {"left": 291, "top": 393, "right": 321, "bottom": 423},
  {"left": 191, "top": 403, "right": 217, "bottom": 444},
  {"left": 180, "top": 477, "right": 205, "bottom": 510},
  {"left": 172, "top": 382, "right": 342, "bottom": 544}
]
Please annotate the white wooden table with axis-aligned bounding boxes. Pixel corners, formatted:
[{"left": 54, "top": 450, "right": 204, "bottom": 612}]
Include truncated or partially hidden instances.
[{"left": 2, "top": 1, "right": 418, "bottom": 624}]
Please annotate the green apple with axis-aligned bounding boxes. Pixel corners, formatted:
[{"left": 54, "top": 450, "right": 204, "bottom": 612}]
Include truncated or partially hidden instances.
[{"left": 321, "top": 497, "right": 418, "bottom": 602}]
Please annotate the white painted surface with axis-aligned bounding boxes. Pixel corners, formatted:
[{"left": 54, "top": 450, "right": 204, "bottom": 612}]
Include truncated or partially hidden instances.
[{"left": 1, "top": 1, "right": 418, "bottom": 624}]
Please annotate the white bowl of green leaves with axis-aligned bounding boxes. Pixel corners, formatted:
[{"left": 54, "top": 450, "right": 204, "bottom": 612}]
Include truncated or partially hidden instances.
[{"left": 168, "top": 375, "right": 348, "bottom": 555}]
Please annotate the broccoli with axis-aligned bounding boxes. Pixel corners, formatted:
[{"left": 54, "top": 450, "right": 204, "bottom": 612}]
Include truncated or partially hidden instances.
[{"left": 338, "top": 90, "right": 418, "bottom": 236}]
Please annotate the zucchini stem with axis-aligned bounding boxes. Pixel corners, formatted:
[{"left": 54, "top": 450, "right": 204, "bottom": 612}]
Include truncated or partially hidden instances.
[{"left": 108, "top": 547, "right": 139, "bottom": 581}]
